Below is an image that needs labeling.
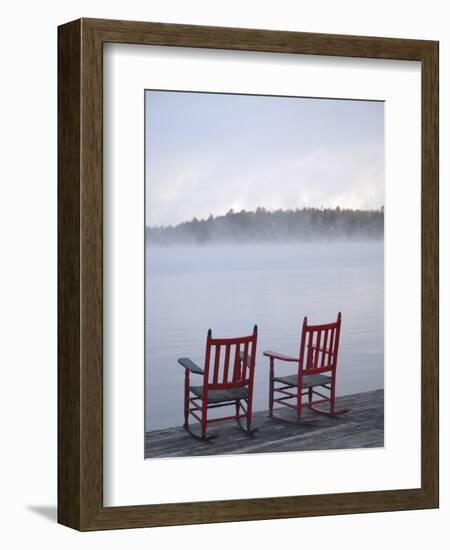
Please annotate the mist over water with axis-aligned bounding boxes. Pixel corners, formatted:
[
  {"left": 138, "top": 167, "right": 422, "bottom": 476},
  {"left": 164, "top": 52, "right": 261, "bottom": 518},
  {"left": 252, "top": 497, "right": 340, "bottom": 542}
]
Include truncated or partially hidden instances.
[
  {"left": 145, "top": 240, "right": 384, "bottom": 431},
  {"left": 147, "top": 207, "right": 384, "bottom": 246}
]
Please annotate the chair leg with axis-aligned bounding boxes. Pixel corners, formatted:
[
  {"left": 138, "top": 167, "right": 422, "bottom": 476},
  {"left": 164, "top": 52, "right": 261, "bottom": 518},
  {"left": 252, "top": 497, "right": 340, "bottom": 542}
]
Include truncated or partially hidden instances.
[
  {"left": 183, "top": 371, "right": 189, "bottom": 427},
  {"left": 246, "top": 393, "right": 258, "bottom": 434},
  {"left": 329, "top": 379, "right": 350, "bottom": 415},
  {"left": 201, "top": 400, "right": 208, "bottom": 439},
  {"left": 330, "top": 380, "right": 336, "bottom": 413},
  {"left": 308, "top": 384, "right": 350, "bottom": 416},
  {"left": 296, "top": 387, "right": 303, "bottom": 419},
  {"left": 183, "top": 399, "right": 216, "bottom": 441},
  {"left": 182, "top": 385, "right": 216, "bottom": 441},
  {"left": 246, "top": 404, "right": 253, "bottom": 432},
  {"left": 236, "top": 400, "right": 258, "bottom": 435},
  {"left": 269, "top": 385, "right": 318, "bottom": 425},
  {"left": 269, "top": 358, "right": 274, "bottom": 417}
]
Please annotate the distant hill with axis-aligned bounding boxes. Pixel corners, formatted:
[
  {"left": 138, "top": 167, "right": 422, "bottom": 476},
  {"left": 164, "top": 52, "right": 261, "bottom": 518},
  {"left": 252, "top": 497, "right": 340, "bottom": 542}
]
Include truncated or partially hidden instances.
[{"left": 147, "top": 206, "right": 384, "bottom": 245}]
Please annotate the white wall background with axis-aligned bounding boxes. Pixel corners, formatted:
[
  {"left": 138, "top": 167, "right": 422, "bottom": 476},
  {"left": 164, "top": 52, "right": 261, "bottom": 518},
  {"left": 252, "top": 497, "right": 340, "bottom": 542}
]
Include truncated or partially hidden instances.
[{"left": 0, "top": 0, "right": 447, "bottom": 547}]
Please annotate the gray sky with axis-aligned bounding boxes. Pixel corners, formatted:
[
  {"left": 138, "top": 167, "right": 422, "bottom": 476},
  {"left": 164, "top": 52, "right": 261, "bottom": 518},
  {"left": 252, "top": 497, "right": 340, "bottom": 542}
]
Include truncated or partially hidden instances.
[{"left": 145, "top": 91, "right": 384, "bottom": 227}]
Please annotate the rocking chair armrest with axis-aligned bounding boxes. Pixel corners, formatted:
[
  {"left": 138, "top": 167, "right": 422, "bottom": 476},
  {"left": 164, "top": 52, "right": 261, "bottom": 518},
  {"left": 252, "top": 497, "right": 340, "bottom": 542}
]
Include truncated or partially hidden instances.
[
  {"left": 263, "top": 350, "right": 299, "bottom": 363},
  {"left": 239, "top": 351, "right": 252, "bottom": 365},
  {"left": 177, "top": 357, "right": 204, "bottom": 375}
]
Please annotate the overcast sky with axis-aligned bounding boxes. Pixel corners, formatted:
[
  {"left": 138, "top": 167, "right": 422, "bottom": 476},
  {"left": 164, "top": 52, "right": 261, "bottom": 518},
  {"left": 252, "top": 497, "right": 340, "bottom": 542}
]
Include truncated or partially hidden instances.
[{"left": 145, "top": 90, "right": 384, "bottom": 227}]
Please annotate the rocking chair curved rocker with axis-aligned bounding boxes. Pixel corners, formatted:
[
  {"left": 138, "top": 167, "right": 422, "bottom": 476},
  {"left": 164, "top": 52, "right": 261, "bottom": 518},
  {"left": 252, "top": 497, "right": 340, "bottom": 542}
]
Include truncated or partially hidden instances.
[
  {"left": 263, "top": 313, "right": 349, "bottom": 422},
  {"left": 178, "top": 326, "right": 258, "bottom": 440}
]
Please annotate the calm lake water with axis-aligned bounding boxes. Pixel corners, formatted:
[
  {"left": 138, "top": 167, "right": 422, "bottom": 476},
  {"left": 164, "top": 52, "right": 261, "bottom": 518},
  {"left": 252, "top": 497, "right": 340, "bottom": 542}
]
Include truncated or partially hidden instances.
[{"left": 145, "top": 241, "right": 384, "bottom": 431}]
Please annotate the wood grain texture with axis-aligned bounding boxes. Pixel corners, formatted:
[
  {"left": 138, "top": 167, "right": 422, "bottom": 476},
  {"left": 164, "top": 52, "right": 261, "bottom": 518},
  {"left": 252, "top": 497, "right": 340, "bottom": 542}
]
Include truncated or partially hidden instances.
[
  {"left": 57, "top": 19, "right": 81, "bottom": 530},
  {"left": 146, "top": 390, "right": 384, "bottom": 458},
  {"left": 420, "top": 40, "right": 439, "bottom": 505},
  {"left": 57, "top": 18, "right": 439, "bottom": 531}
]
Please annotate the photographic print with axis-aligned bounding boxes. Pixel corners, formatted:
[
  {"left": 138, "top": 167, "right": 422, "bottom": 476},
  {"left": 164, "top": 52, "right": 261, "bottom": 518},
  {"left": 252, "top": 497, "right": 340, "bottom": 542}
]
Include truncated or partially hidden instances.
[{"left": 145, "top": 90, "right": 384, "bottom": 459}]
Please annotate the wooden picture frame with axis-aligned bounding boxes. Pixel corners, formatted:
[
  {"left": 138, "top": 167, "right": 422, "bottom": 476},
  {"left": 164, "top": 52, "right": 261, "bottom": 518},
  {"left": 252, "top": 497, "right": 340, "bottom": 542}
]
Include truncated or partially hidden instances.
[{"left": 58, "top": 18, "right": 439, "bottom": 531}]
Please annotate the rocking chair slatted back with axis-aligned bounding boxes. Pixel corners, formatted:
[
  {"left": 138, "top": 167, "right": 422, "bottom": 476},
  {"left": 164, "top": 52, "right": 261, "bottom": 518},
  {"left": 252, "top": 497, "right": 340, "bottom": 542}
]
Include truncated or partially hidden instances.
[
  {"left": 299, "top": 313, "right": 341, "bottom": 375},
  {"left": 204, "top": 326, "right": 258, "bottom": 390}
]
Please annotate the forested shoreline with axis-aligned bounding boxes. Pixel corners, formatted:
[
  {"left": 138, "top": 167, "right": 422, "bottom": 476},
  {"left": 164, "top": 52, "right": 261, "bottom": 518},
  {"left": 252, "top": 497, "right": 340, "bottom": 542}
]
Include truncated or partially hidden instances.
[{"left": 147, "top": 206, "right": 384, "bottom": 245}]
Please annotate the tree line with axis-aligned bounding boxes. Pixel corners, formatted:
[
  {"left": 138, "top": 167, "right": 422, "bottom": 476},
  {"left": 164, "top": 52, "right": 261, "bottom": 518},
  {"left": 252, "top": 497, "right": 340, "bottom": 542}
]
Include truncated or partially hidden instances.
[{"left": 147, "top": 206, "right": 384, "bottom": 245}]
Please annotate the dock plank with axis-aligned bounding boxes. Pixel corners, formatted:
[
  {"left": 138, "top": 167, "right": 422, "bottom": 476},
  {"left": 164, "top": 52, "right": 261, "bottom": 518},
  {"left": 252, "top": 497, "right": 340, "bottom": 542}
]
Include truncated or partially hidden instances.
[{"left": 145, "top": 389, "right": 384, "bottom": 458}]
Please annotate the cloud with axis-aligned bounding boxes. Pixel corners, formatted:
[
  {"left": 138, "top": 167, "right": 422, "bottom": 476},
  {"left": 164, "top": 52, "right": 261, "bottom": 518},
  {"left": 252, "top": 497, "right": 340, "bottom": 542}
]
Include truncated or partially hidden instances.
[
  {"left": 145, "top": 91, "right": 384, "bottom": 227},
  {"left": 146, "top": 140, "right": 384, "bottom": 227}
]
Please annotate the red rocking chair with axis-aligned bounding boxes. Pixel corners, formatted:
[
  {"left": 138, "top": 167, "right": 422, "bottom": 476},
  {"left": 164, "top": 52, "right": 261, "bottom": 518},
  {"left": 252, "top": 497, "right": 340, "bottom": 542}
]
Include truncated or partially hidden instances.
[
  {"left": 178, "top": 326, "right": 258, "bottom": 440},
  {"left": 263, "top": 313, "right": 349, "bottom": 421}
]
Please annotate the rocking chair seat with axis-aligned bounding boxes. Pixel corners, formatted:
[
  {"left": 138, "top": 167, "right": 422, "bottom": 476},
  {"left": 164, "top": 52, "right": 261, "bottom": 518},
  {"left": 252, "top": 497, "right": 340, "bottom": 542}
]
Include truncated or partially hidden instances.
[
  {"left": 274, "top": 373, "right": 332, "bottom": 388},
  {"left": 190, "top": 385, "right": 248, "bottom": 404}
]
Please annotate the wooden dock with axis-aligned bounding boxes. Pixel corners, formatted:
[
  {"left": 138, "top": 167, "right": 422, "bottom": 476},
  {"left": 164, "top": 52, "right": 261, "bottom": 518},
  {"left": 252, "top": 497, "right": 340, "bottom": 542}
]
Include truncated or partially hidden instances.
[{"left": 145, "top": 389, "right": 384, "bottom": 459}]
